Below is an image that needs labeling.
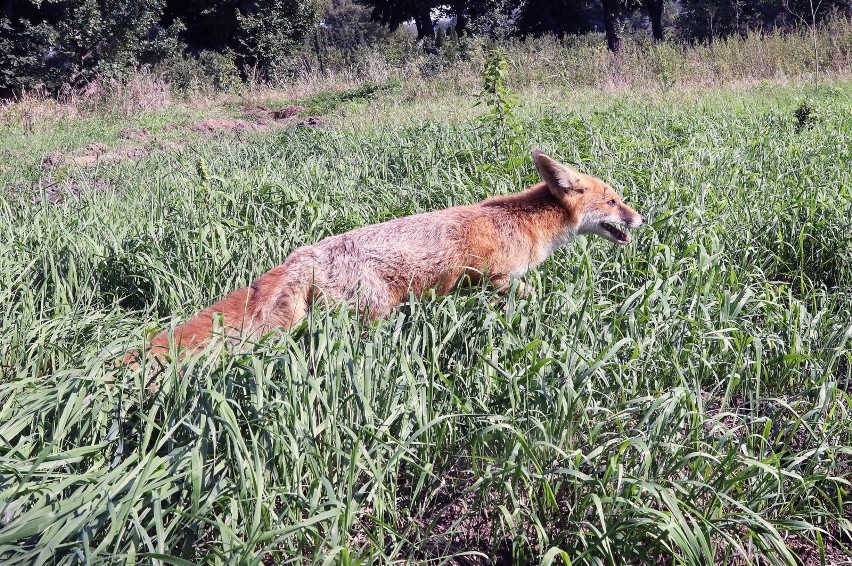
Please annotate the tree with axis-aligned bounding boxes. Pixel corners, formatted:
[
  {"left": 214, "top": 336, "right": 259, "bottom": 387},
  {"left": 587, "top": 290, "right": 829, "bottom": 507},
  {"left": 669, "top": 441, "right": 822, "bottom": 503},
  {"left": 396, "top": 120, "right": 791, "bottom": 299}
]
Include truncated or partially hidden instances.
[
  {"left": 449, "top": 0, "right": 469, "bottom": 34},
  {"left": 237, "top": 0, "right": 324, "bottom": 78},
  {"left": 642, "top": 0, "right": 665, "bottom": 39},
  {"left": 357, "top": 0, "right": 506, "bottom": 40},
  {"left": 319, "top": 0, "right": 390, "bottom": 52},
  {"left": 359, "top": 0, "right": 435, "bottom": 39},
  {"left": 513, "top": 0, "right": 628, "bottom": 53},
  {"left": 674, "top": 0, "right": 850, "bottom": 40},
  {"left": 514, "top": 0, "right": 599, "bottom": 37},
  {"left": 782, "top": 0, "right": 834, "bottom": 81},
  {"left": 602, "top": 0, "right": 622, "bottom": 51},
  {"left": 676, "top": 0, "right": 745, "bottom": 39},
  {"left": 161, "top": 0, "right": 323, "bottom": 79},
  {"left": 0, "top": 0, "right": 179, "bottom": 95},
  {"left": 0, "top": 0, "right": 323, "bottom": 94}
]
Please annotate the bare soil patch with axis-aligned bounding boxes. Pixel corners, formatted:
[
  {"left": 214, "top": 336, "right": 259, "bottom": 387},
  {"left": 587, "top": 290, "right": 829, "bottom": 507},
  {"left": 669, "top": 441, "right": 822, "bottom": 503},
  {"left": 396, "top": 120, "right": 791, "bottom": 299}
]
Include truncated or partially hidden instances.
[
  {"left": 783, "top": 531, "right": 852, "bottom": 566},
  {"left": 243, "top": 104, "right": 307, "bottom": 120},
  {"left": 41, "top": 140, "right": 168, "bottom": 170}
]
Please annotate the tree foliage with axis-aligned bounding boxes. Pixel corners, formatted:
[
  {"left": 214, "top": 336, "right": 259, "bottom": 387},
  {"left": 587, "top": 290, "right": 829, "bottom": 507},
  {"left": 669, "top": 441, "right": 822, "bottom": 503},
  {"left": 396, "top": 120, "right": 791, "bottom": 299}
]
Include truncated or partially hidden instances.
[
  {"left": 0, "top": 0, "right": 180, "bottom": 94},
  {"left": 0, "top": 0, "right": 322, "bottom": 95},
  {"left": 677, "top": 0, "right": 850, "bottom": 39},
  {"left": 160, "top": 0, "right": 324, "bottom": 79},
  {"left": 358, "top": 0, "right": 435, "bottom": 38},
  {"left": 237, "top": 0, "right": 324, "bottom": 78},
  {"left": 514, "top": 0, "right": 601, "bottom": 36},
  {"left": 319, "top": 0, "right": 391, "bottom": 53}
]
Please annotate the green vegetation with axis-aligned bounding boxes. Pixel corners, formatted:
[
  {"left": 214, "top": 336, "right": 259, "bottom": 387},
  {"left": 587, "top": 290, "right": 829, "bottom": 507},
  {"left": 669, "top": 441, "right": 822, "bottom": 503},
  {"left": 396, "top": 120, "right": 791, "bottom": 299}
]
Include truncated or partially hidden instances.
[
  {"left": 293, "top": 81, "right": 400, "bottom": 114},
  {"left": 0, "top": 0, "right": 325, "bottom": 95},
  {"left": 1, "top": 74, "right": 851, "bottom": 563}
]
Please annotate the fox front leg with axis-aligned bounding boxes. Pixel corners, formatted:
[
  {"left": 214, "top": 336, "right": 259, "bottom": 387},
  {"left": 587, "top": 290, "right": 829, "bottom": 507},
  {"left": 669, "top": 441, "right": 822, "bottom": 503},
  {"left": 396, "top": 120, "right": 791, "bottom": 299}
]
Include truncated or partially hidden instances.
[{"left": 489, "top": 274, "right": 532, "bottom": 299}]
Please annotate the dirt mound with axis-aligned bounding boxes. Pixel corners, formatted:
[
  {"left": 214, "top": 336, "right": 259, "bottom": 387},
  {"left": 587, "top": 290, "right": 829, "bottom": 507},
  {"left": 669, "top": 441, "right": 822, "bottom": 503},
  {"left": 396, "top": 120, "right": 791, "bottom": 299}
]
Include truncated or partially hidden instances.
[
  {"left": 84, "top": 142, "right": 109, "bottom": 153},
  {"left": 69, "top": 143, "right": 148, "bottom": 166},
  {"left": 37, "top": 105, "right": 322, "bottom": 171},
  {"left": 188, "top": 118, "right": 273, "bottom": 134},
  {"left": 242, "top": 104, "right": 307, "bottom": 121},
  {"left": 296, "top": 116, "right": 325, "bottom": 128},
  {"left": 188, "top": 105, "right": 315, "bottom": 133},
  {"left": 41, "top": 150, "right": 65, "bottom": 170},
  {"left": 120, "top": 128, "right": 150, "bottom": 141},
  {"left": 41, "top": 143, "right": 149, "bottom": 168},
  {"left": 242, "top": 105, "right": 270, "bottom": 118},
  {"left": 272, "top": 105, "right": 308, "bottom": 119}
]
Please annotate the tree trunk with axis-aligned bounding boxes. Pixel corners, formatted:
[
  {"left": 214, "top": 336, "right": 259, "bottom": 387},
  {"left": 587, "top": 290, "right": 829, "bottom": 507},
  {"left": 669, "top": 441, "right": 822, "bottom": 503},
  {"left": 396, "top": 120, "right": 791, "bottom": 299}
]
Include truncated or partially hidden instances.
[
  {"left": 642, "top": 0, "right": 664, "bottom": 40},
  {"left": 312, "top": 29, "right": 326, "bottom": 76},
  {"left": 602, "top": 0, "right": 622, "bottom": 52},
  {"left": 414, "top": 8, "right": 433, "bottom": 40},
  {"left": 456, "top": 6, "right": 467, "bottom": 35}
]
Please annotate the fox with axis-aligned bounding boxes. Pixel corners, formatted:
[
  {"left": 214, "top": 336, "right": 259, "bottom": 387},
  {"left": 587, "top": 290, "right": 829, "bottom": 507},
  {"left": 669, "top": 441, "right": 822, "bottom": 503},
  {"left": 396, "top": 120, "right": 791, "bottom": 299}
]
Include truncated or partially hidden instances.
[{"left": 136, "top": 149, "right": 644, "bottom": 361}]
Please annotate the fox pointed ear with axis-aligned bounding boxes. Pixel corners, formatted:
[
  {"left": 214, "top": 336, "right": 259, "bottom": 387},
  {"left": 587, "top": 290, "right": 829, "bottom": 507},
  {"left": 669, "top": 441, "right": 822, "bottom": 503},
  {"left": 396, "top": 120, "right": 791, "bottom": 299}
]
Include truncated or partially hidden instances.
[{"left": 532, "top": 149, "right": 584, "bottom": 195}]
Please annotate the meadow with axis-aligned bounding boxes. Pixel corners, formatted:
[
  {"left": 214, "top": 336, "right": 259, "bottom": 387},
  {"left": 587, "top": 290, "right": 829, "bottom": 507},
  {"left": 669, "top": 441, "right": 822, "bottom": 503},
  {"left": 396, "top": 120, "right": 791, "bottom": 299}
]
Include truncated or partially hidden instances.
[{"left": 1, "top": 49, "right": 851, "bottom": 564}]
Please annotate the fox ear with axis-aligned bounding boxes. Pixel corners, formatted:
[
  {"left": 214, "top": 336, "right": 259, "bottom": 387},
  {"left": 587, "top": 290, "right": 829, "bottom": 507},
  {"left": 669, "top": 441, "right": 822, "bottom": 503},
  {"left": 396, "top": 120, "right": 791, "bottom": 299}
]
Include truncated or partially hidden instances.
[{"left": 532, "top": 149, "right": 584, "bottom": 195}]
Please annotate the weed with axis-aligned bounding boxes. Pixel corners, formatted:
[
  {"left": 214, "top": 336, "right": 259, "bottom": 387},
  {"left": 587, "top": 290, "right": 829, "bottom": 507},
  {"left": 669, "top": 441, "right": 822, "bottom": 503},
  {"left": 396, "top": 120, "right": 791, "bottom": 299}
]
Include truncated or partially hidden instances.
[
  {"left": 476, "top": 48, "right": 525, "bottom": 165},
  {"left": 794, "top": 98, "right": 821, "bottom": 130}
]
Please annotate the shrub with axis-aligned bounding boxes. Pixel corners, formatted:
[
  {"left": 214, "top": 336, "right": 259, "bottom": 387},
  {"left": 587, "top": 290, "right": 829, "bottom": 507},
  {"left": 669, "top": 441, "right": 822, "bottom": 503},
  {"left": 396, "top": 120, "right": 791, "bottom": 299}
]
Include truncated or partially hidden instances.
[
  {"left": 236, "top": 0, "right": 325, "bottom": 83},
  {"left": 155, "top": 50, "right": 242, "bottom": 95}
]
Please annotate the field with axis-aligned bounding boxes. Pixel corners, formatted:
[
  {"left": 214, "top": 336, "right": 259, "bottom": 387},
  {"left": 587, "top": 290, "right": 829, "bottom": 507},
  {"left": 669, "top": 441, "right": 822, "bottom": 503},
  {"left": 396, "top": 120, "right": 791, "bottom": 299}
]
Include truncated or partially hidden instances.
[{"left": 1, "top": 64, "right": 852, "bottom": 564}]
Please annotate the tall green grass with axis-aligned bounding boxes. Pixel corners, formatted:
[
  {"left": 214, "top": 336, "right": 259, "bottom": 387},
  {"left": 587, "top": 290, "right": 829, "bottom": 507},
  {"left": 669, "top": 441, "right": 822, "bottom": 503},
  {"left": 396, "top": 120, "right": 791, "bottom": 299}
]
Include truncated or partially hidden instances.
[{"left": 1, "top": 84, "right": 851, "bottom": 564}]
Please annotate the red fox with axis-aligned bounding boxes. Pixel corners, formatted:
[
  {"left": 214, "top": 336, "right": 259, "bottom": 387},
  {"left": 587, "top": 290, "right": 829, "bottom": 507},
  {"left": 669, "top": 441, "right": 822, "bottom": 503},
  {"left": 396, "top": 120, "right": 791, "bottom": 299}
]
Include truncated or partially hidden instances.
[{"left": 140, "top": 150, "right": 643, "bottom": 359}]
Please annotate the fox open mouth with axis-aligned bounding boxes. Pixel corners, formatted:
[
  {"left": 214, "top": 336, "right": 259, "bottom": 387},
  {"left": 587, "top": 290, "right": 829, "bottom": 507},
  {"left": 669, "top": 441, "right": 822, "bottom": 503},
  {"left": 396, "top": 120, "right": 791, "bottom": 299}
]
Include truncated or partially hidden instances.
[{"left": 602, "top": 222, "right": 631, "bottom": 243}]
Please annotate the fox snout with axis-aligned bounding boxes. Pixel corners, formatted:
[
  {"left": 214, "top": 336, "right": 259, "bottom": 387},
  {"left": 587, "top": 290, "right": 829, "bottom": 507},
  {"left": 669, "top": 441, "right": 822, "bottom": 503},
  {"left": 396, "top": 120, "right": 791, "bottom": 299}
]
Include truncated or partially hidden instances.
[
  {"left": 591, "top": 202, "right": 644, "bottom": 245},
  {"left": 623, "top": 206, "right": 644, "bottom": 229}
]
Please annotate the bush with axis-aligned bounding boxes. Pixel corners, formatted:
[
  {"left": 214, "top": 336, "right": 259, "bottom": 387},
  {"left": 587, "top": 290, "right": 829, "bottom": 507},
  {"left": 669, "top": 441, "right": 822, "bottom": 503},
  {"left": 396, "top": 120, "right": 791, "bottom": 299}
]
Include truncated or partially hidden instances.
[
  {"left": 155, "top": 50, "right": 242, "bottom": 95},
  {"left": 236, "top": 0, "right": 325, "bottom": 82}
]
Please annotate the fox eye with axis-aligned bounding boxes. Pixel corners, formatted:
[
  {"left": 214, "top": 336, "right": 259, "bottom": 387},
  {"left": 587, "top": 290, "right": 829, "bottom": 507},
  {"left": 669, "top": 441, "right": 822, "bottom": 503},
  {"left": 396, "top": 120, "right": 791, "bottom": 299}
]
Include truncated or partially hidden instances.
[{"left": 608, "top": 199, "right": 617, "bottom": 206}]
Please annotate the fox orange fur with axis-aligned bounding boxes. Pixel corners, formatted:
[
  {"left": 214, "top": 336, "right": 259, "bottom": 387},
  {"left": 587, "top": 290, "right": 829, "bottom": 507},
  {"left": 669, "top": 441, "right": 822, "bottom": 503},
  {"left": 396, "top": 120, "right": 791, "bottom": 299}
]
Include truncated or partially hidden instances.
[{"left": 139, "top": 150, "right": 643, "bottom": 360}]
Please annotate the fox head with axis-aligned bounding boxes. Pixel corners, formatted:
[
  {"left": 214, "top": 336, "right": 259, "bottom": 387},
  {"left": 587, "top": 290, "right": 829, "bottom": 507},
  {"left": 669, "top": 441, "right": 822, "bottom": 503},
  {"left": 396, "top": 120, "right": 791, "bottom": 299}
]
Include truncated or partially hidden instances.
[{"left": 532, "top": 149, "right": 644, "bottom": 244}]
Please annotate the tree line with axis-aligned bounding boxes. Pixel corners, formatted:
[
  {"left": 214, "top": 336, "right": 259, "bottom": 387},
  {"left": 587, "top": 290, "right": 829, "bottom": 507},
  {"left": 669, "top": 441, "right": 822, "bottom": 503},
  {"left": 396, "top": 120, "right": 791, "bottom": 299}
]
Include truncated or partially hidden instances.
[
  {"left": 372, "top": 0, "right": 850, "bottom": 48},
  {"left": 1, "top": 0, "right": 850, "bottom": 96}
]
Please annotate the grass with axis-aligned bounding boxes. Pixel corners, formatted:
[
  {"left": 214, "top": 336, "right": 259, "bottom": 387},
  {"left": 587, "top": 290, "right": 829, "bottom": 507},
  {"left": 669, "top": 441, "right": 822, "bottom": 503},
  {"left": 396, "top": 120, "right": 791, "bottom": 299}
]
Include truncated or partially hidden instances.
[
  {"left": 287, "top": 81, "right": 401, "bottom": 115},
  {"left": 1, "top": 74, "right": 851, "bottom": 564},
  {"left": 263, "top": 16, "right": 852, "bottom": 103}
]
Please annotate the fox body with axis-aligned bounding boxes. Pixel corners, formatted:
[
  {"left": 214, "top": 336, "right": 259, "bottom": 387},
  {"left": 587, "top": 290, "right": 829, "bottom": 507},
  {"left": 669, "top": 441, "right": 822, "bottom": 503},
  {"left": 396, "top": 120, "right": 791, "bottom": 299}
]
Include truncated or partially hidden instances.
[{"left": 142, "top": 150, "right": 643, "bottom": 358}]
